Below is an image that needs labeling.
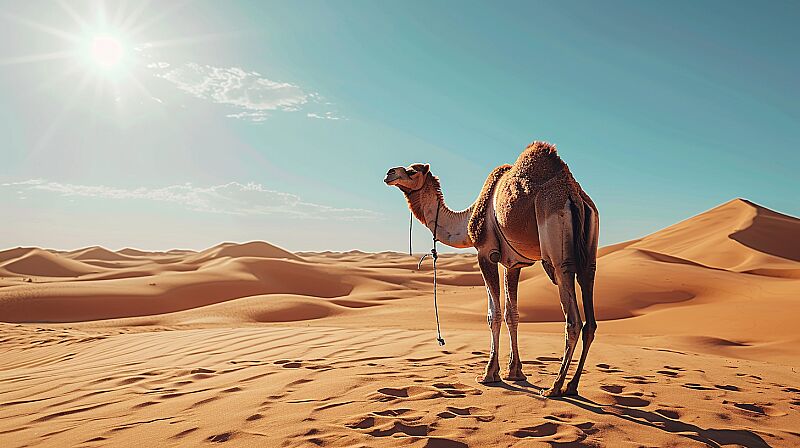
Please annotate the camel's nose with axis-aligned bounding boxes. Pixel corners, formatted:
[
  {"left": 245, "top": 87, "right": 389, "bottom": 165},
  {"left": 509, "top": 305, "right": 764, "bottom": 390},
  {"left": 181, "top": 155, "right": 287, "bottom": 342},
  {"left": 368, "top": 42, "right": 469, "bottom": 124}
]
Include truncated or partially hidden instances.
[{"left": 386, "top": 169, "right": 395, "bottom": 176}]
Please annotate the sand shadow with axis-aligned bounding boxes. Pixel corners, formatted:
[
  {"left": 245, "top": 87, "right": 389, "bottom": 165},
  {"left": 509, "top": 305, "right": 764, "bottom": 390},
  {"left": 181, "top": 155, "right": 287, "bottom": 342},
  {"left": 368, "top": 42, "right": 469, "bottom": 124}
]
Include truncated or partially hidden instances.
[
  {"left": 561, "top": 395, "right": 772, "bottom": 448},
  {"left": 481, "top": 379, "right": 547, "bottom": 400},
  {"left": 479, "top": 380, "right": 772, "bottom": 447}
]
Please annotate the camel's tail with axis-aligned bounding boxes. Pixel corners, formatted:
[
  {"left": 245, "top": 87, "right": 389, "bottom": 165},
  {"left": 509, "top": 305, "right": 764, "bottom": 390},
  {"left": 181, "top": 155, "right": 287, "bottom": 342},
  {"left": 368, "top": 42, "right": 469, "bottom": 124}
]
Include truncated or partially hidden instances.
[{"left": 570, "top": 197, "right": 592, "bottom": 274}]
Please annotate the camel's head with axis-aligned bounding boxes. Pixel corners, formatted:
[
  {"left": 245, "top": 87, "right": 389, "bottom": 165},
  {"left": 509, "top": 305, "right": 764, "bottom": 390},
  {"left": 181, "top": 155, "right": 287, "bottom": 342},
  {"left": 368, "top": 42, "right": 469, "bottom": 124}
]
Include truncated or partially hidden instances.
[{"left": 384, "top": 163, "right": 430, "bottom": 191}]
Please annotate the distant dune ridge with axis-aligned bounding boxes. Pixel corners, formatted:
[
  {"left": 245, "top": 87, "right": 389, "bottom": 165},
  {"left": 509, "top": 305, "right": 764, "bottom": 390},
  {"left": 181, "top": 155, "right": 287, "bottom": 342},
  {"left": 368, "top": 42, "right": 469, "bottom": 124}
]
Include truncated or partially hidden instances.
[
  {"left": 1, "top": 199, "right": 799, "bottom": 447},
  {"left": 66, "top": 246, "right": 135, "bottom": 262}
]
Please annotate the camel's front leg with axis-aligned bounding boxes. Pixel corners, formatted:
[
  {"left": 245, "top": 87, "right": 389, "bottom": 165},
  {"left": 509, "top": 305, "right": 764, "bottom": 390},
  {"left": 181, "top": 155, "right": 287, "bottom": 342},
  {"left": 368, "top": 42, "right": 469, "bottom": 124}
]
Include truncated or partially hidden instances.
[
  {"left": 503, "top": 267, "right": 526, "bottom": 381},
  {"left": 476, "top": 257, "right": 502, "bottom": 384}
]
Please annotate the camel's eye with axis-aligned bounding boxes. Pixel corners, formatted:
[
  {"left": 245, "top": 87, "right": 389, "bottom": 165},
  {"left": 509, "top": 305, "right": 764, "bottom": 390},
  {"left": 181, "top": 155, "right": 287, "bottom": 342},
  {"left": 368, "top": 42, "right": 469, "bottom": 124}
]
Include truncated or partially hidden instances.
[{"left": 406, "top": 169, "right": 417, "bottom": 176}]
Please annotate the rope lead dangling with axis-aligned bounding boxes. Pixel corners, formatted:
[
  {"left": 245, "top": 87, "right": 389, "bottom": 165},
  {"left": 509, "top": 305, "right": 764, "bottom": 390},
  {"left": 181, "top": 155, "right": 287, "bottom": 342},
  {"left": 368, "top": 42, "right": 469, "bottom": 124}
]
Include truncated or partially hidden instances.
[
  {"left": 409, "top": 211, "right": 413, "bottom": 256},
  {"left": 416, "top": 204, "right": 445, "bottom": 346}
]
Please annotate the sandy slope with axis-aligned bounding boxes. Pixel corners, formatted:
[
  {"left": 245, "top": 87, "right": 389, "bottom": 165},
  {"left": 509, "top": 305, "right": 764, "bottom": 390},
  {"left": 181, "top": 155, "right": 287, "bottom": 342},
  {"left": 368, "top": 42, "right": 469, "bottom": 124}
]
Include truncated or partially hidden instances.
[{"left": 1, "top": 199, "right": 799, "bottom": 447}]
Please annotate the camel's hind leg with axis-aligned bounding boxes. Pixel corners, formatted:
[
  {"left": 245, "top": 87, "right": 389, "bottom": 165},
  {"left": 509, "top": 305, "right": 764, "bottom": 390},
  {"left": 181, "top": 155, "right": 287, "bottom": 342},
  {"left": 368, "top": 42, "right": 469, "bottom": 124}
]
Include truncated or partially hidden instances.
[
  {"left": 503, "top": 267, "right": 526, "bottom": 381},
  {"left": 564, "top": 266, "right": 597, "bottom": 396},
  {"left": 476, "top": 256, "right": 503, "bottom": 384},
  {"left": 565, "top": 206, "right": 599, "bottom": 396},
  {"left": 539, "top": 202, "right": 583, "bottom": 397},
  {"left": 541, "top": 268, "right": 582, "bottom": 397}
]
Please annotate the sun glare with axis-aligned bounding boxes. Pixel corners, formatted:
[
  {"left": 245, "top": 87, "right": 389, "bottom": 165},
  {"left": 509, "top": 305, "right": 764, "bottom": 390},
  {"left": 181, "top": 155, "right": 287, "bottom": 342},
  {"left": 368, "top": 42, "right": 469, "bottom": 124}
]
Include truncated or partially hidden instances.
[
  {"left": 1, "top": 0, "right": 220, "bottom": 137},
  {"left": 88, "top": 35, "right": 124, "bottom": 69}
]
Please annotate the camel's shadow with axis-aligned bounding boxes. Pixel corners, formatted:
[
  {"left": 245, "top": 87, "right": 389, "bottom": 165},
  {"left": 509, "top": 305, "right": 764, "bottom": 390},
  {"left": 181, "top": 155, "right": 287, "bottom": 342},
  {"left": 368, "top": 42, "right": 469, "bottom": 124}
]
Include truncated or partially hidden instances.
[{"left": 481, "top": 380, "right": 772, "bottom": 448}]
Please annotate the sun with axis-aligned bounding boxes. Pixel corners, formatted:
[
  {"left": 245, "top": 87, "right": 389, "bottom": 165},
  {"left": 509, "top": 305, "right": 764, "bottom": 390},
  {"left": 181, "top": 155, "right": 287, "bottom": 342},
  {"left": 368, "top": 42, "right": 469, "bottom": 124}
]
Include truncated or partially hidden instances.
[
  {"left": 1, "top": 1, "right": 219, "bottom": 124},
  {"left": 88, "top": 35, "right": 125, "bottom": 69}
]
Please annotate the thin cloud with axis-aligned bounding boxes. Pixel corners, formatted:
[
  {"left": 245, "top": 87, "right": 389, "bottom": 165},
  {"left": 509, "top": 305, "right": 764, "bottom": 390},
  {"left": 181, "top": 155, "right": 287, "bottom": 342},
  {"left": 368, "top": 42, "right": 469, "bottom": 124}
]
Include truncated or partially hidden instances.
[
  {"left": 147, "top": 62, "right": 341, "bottom": 122},
  {"left": 307, "top": 112, "right": 343, "bottom": 121},
  {"left": 2, "top": 180, "right": 380, "bottom": 221}
]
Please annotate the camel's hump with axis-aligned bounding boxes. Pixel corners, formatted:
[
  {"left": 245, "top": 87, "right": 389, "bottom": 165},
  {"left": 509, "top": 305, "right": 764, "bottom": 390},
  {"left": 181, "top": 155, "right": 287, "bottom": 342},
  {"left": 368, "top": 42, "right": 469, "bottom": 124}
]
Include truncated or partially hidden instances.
[
  {"left": 525, "top": 141, "right": 558, "bottom": 156},
  {"left": 468, "top": 164, "right": 513, "bottom": 246},
  {"left": 509, "top": 141, "right": 570, "bottom": 185}
]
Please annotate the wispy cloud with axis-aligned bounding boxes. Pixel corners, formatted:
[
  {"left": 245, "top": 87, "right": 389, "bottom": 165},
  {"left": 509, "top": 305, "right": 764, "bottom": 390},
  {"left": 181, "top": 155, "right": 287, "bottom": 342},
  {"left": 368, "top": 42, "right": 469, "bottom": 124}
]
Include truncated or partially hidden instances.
[
  {"left": 147, "top": 62, "right": 343, "bottom": 122},
  {"left": 307, "top": 112, "right": 342, "bottom": 121},
  {"left": 2, "top": 180, "right": 379, "bottom": 220}
]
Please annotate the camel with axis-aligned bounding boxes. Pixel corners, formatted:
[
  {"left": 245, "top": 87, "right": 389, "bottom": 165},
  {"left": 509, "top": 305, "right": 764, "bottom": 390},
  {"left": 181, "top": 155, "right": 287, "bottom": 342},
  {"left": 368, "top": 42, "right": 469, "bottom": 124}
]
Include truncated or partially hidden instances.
[{"left": 384, "top": 141, "right": 599, "bottom": 397}]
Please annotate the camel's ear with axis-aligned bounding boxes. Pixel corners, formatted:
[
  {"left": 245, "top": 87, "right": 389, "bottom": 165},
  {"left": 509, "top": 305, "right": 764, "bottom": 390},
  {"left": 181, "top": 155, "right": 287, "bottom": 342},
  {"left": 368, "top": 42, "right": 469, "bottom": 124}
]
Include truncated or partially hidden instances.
[{"left": 421, "top": 164, "right": 430, "bottom": 174}]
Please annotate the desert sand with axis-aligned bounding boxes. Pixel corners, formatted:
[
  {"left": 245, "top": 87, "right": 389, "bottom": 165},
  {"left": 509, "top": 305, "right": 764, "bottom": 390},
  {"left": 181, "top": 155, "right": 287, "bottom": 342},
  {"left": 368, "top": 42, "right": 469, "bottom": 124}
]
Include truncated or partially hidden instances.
[{"left": 1, "top": 198, "right": 799, "bottom": 447}]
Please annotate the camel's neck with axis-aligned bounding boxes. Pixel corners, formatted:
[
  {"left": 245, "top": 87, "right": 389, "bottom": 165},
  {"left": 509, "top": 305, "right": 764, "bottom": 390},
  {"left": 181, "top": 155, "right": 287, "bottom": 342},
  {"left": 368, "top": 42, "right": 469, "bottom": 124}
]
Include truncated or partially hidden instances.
[{"left": 404, "top": 174, "right": 474, "bottom": 249}]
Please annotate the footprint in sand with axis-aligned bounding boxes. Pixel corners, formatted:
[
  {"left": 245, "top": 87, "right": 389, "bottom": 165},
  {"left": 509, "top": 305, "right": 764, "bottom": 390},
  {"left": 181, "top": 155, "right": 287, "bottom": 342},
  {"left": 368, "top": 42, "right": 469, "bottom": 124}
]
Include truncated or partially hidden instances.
[
  {"left": 600, "top": 384, "right": 625, "bottom": 394},
  {"left": 115, "top": 376, "right": 148, "bottom": 386},
  {"left": 510, "top": 422, "right": 587, "bottom": 444},
  {"left": 683, "top": 383, "right": 714, "bottom": 391},
  {"left": 623, "top": 374, "right": 656, "bottom": 385},
  {"left": 595, "top": 363, "right": 623, "bottom": 373},
  {"left": 171, "top": 427, "right": 198, "bottom": 439},
  {"left": 610, "top": 395, "right": 651, "bottom": 408},
  {"left": 432, "top": 382, "right": 479, "bottom": 398},
  {"left": 132, "top": 400, "right": 158, "bottom": 409},
  {"left": 346, "top": 416, "right": 375, "bottom": 429},
  {"left": 376, "top": 387, "right": 410, "bottom": 398},
  {"left": 663, "top": 365, "right": 686, "bottom": 371},
  {"left": 304, "top": 363, "right": 333, "bottom": 371},
  {"left": 350, "top": 417, "right": 429, "bottom": 437},
  {"left": 731, "top": 402, "right": 786, "bottom": 417},
  {"left": 422, "top": 438, "right": 467, "bottom": 448},
  {"left": 273, "top": 359, "right": 303, "bottom": 368},
  {"left": 372, "top": 383, "right": 480, "bottom": 402},
  {"left": 189, "top": 396, "right": 221, "bottom": 408},
  {"left": 436, "top": 406, "right": 494, "bottom": 422},
  {"left": 543, "top": 416, "right": 598, "bottom": 436},
  {"left": 734, "top": 403, "right": 765, "bottom": 414},
  {"left": 207, "top": 432, "right": 232, "bottom": 443},
  {"left": 369, "top": 422, "right": 429, "bottom": 437}
]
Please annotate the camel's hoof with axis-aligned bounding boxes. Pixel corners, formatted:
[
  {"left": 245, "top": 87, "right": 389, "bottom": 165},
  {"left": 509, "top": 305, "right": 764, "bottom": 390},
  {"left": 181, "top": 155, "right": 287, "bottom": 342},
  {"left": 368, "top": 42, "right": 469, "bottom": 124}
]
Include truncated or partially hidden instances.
[
  {"left": 540, "top": 387, "right": 563, "bottom": 398},
  {"left": 563, "top": 384, "right": 579, "bottom": 396},
  {"left": 476, "top": 373, "right": 502, "bottom": 384},
  {"left": 503, "top": 372, "right": 527, "bottom": 382}
]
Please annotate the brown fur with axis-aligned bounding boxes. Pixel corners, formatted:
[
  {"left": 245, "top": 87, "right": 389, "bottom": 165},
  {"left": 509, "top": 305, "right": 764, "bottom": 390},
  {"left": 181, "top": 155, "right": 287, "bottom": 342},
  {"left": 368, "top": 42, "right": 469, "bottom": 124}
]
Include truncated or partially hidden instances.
[
  {"left": 494, "top": 141, "right": 594, "bottom": 271},
  {"left": 402, "top": 172, "right": 443, "bottom": 226},
  {"left": 468, "top": 164, "right": 512, "bottom": 246},
  {"left": 570, "top": 199, "right": 591, "bottom": 274}
]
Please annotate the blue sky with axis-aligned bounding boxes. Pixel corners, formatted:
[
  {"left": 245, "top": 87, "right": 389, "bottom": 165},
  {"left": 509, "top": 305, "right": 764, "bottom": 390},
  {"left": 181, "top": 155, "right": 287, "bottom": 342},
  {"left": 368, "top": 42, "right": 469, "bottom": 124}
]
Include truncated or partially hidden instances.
[{"left": 1, "top": 0, "right": 797, "bottom": 251}]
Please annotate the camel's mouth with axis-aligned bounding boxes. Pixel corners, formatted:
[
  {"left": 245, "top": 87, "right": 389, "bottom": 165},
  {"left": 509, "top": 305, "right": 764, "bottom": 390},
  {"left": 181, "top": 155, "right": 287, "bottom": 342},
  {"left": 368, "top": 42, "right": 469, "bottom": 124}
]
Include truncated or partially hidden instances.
[{"left": 384, "top": 173, "right": 400, "bottom": 185}]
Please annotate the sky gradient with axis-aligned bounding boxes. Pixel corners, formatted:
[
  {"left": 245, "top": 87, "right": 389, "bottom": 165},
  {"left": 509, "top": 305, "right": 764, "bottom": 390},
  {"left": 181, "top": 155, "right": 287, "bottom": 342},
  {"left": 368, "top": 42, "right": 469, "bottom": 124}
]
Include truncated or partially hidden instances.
[{"left": 1, "top": 0, "right": 798, "bottom": 252}]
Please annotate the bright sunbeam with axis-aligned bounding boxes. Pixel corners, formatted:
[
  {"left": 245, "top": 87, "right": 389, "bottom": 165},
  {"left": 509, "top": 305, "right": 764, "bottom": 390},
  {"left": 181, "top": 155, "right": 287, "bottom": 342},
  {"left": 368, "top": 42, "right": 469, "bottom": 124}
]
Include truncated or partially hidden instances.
[
  {"left": 88, "top": 34, "right": 124, "bottom": 69},
  {"left": 0, "top": 0, "right": 215, "bottom": 152}
]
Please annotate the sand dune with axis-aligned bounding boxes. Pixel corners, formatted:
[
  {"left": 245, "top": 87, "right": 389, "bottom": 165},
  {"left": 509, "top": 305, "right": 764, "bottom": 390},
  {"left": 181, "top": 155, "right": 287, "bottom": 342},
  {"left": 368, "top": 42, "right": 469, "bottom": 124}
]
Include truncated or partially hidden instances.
[
  {"left": 187, "top": 241, "right": 302, "bottom": 263},
  {"left": 67, "top": 246, "right": 134, "bottom": 262},
  {"left": 629, "top": 199, "right": 799, "bottom": 273},
  {"left": 0, "top": 248, "right": 104, "bottom": 278},
  {"left": 1, "top": 199, "right": 799, "bottom": 447},
  {"left": 0, "top": 247, "right": 39, "bottom": 263}
]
